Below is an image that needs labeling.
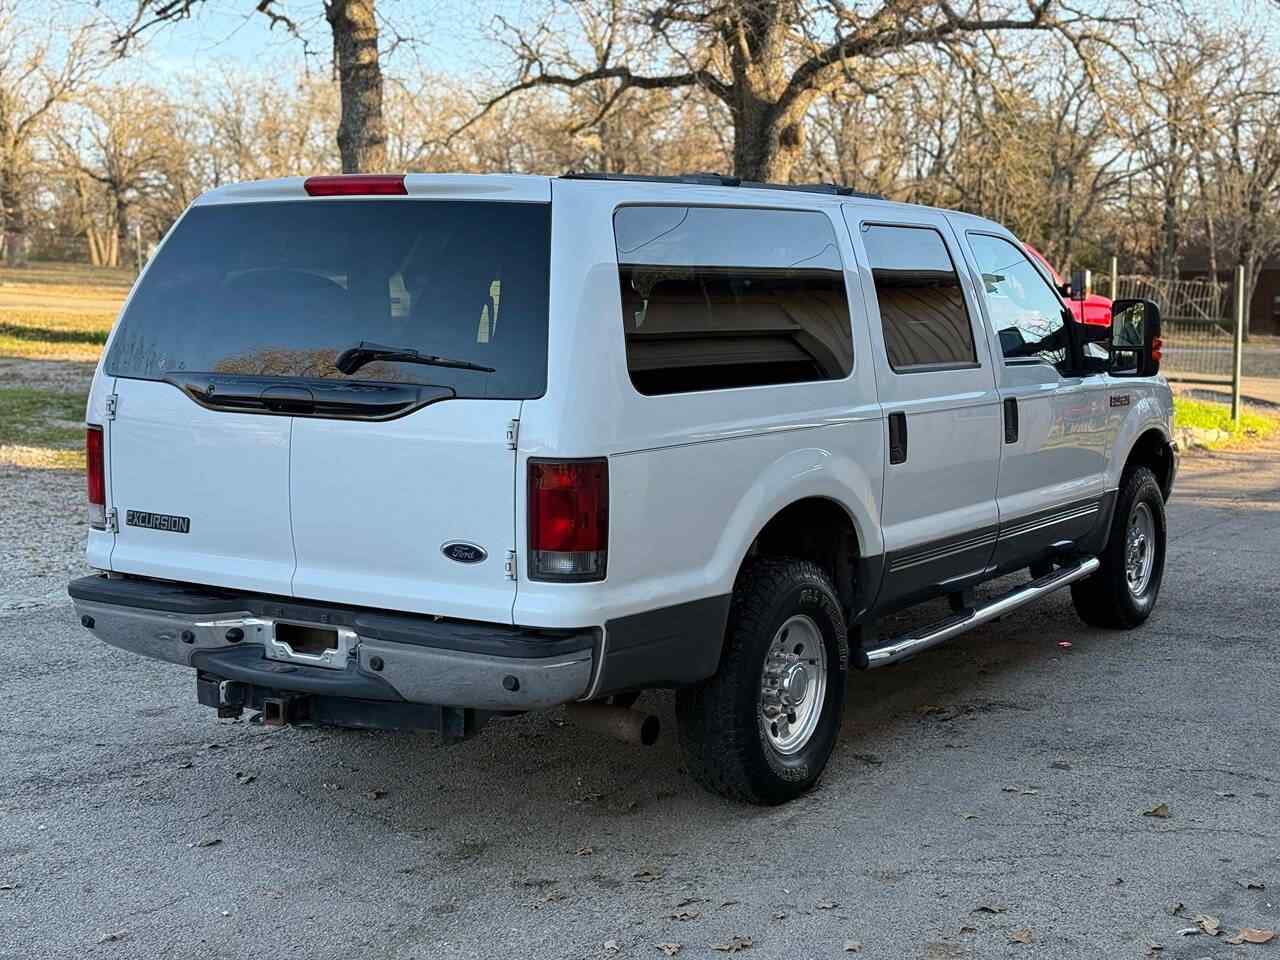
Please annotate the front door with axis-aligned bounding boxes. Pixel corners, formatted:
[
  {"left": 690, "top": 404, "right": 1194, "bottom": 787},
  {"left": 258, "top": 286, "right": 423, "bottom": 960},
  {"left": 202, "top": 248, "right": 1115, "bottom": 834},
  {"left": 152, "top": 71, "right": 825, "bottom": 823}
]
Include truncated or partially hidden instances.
[
  {"left": 959, "top": 231, "right": 1111, "bottom": 571},
  {"left": 843, "top": 207, "right": 1002, "bottom": 610}
]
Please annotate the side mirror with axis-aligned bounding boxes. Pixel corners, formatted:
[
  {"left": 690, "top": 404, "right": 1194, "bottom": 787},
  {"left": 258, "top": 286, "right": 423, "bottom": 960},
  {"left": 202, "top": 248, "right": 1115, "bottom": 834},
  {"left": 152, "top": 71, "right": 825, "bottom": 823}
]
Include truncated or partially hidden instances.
[
  {"left": 1069, "top": 268, "right": 1091, "bottom": 302},
  {"left": 1109, "top": 298, "right": 1162, "bottom": 376}
]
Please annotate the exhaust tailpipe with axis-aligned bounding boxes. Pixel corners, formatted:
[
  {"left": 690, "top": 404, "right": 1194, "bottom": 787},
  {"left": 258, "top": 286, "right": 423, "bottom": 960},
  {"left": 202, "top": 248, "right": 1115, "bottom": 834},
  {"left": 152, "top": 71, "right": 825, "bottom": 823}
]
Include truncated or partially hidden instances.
[{"left": 566, "top": 702, "right": 660, "bottom": 747}]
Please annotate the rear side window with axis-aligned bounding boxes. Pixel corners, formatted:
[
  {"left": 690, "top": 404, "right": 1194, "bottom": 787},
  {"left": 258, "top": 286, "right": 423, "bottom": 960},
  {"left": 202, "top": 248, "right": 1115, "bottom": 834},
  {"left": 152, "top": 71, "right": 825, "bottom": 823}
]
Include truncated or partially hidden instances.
[
  {"left": 613, "top": 205, "right": 853, "bottom": 396},
  {"left": 106, "top": 200, "right": 551, "bottom": 399},
  {"left": 861, "top": 224, "right": 977, "bottom": 372}
]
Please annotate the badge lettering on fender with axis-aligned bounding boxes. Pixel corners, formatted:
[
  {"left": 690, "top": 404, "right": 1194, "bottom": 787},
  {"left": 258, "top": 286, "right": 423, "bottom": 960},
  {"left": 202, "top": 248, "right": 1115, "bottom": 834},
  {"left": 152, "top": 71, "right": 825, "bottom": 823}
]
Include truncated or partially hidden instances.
[
  {"left": 1109, "top": 394, "right": 1131, "bottom": 408},
  {"left": 125, "top": 510, "right": 191, "bottom": 534}
]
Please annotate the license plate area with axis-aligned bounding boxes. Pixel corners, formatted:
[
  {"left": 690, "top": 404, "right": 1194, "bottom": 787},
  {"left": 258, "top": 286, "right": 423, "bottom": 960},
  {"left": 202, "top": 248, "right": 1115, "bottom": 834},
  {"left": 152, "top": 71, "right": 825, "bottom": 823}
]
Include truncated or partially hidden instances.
[{"left": 265, "top": 620, "right": 358, "bottom": 671}]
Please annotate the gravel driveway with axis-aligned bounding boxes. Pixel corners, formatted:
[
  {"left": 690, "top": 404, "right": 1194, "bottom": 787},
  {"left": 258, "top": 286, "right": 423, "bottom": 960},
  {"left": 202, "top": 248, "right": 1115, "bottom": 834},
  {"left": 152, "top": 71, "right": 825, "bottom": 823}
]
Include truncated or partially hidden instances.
[{"left": 2, "top": 445, "right": 1278, "bottom": 960}]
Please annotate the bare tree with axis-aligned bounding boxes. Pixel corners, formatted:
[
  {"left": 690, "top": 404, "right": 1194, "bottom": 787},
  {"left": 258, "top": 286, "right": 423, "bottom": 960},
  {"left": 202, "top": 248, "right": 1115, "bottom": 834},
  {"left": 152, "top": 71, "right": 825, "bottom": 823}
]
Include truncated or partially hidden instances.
[
  {"left": 52, "top": 85, "right": 179, "bottom": 266},
  {"left": 0, "top": 1, "right": 102, "bottom": 266},
  {"left": 105, "top": 0, "right": 389, "bottom": 172},
  {"left": 473, "top": 0, "right": 1135, "bottom": 182}
]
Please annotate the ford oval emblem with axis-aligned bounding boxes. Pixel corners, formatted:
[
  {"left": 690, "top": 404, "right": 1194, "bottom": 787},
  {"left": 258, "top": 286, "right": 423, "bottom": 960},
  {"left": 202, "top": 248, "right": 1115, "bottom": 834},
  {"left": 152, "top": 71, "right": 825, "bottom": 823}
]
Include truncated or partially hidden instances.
[{"left": 441, "top": 541, "right": 487, "bottom": 564}]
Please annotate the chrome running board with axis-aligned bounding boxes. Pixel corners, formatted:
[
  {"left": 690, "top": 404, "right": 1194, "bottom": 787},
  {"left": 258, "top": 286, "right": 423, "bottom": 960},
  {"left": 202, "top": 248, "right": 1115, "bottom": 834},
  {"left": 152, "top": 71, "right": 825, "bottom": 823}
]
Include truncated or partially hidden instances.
[{"left": 855, "top": 557, "right": 1101, "bottom": 669}]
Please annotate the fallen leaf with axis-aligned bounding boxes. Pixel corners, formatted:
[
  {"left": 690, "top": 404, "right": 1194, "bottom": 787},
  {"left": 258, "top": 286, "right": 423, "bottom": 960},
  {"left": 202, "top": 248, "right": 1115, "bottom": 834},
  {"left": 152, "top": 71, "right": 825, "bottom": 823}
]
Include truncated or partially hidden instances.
[
  {"left": 234, "top": 771, "right": 256, "bottom": 785},
  {"left": 1109, "top": 877, "right": 1124, "bottom": 887},
  {"left": 962, "top": 813, "right": 979, "bottom": 820},
  {"left": 1001, "top": 785, "right": 1019, "bottom": 793},
  {"left": 577, "top": 846, "right": 594, "bottom": 857},
  {"left": 0, "top": 883, "right": 18, "bottom": 892},
  {"left": 176, "top": 761, "right": 193, "bottom": 769},
  {"left": 633, "top": 869, "right": 662, "bottom": 883},
  {"left": 959, "top": 926, "right": 977, "bottom": 934},
  {"left": 972, "top": 902, "right": 1008, "bottom": 914},
  {"left": 97, "top": 930, "right": 128, "bottom": 943},
  {"left": 1141, "top": 803, "right": 1170, "bottom": 818},
  {"left": 720, "top": 900, "right": 740, "bottom": 908},
  {"left": 191, "top": 836, "right": 222, "bottom": 848},
  {"left": 657, "top": 944, "right": 682, "bottom": 957},
  {"left": 670, "top": 909, "right": 702, "bottom": 922},
  {"left": 1175, "top": 927, "right": 1199, "bottom": 936},
  {"left": 816, "top": 898, "right": 838, "bottom": 910},
  {"left": 368, "top": 789, "right": 387, "bottom": 800},
  {"left": 1225, "top": 929, "right": 1275, "bottom": 945},
  {"left": 854, "top": 753, "right": 883, "bottom": 766},
  {"left": 1194, "top": 914, "right": 1220, "bottom": 936},
  {"left": 1145, "top": 942, "right": 1163, "bottom": 957},
  {"left": 1008, "top": 928, "right": 1034, "bottom": 944},
  {"left": 604, "top": 940, "right": 621, "bottom": 954},
  {"left": 771, "top": 912, "right": 786, "bottom": 921},
  {"left": 1215, "top": 791, "right": 1237, "bottom": 799},
  {"left": 844, "top": 941, "right": 863, "bottom": 952},
  {"left": 675, "top": 897, "right": 705, "bottom": 908},
  {"left": 1236, "top": 879, "right": 1266, "bottom": 890},
  {"left": 1166, "top": 901, "right": 1184, "bottom": 916},
  {"left": 1050, "top": 760, "right": 1072, "bottom": 770},
  {"left": 710, "top": 935, "right": 752, "bottom": 953}
]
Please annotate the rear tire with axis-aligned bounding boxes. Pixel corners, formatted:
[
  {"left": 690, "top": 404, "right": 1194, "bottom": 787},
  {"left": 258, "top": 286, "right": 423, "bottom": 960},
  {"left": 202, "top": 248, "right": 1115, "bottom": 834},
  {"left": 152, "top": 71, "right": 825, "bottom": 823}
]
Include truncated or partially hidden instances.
[
  {"left": 676, "top": 559, "right": 848, "bottom": 804},
  {"left": 1071, "top": 467, "right": 1166, "bottom": 628}
]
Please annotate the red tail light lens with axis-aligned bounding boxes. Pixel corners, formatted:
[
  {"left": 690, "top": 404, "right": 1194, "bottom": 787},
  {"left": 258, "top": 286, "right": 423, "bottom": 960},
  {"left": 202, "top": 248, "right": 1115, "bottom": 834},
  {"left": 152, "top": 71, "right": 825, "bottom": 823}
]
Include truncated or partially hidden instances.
[
  {"left": 303, "top": 174, "right": 406, "bottom": 196},
  {"left": 528, "top": 459, "right": 608, "bottom": 581},
  {"left": 86, "top": 425, "right": 106, "bottom": 529}
]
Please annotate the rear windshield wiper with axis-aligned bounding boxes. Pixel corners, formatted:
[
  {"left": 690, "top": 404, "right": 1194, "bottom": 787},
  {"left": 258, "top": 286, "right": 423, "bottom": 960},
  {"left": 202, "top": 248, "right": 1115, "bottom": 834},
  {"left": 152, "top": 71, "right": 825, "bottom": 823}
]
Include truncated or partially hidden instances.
[{"left": 335, "top": 341, "right": 496, "bottom": 375}]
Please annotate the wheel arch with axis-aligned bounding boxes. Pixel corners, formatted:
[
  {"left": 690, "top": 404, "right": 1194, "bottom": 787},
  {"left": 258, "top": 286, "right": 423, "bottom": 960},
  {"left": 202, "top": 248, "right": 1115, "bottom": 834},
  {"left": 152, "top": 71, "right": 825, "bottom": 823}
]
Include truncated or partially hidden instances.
[
  {"left": 1122, "top": 426, "right": 1176, "bottom": 500},
  {"left": 739, "top": 495, "right": 878, "bottom": 622}
]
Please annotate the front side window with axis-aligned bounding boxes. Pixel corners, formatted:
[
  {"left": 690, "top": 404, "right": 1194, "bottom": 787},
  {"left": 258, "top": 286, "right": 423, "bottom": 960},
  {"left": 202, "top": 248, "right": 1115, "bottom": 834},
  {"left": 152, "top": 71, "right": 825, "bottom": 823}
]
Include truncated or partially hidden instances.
[
  {"left": 968, "top": 233, "right": 1071, "bottom": 372},
  {"left": 861, "top": 224, "right": 977, "bottom": 372},
  {"left": 613, "top": 205, "right": 853, "bottom": 396}
]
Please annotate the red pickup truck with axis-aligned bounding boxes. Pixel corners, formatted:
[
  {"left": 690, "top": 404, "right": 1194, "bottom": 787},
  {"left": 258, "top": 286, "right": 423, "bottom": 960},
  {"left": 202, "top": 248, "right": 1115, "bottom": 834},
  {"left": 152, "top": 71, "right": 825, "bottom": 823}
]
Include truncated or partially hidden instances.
[{"left": 1024, "top": 243, "right": 1111, "bottom": 326}]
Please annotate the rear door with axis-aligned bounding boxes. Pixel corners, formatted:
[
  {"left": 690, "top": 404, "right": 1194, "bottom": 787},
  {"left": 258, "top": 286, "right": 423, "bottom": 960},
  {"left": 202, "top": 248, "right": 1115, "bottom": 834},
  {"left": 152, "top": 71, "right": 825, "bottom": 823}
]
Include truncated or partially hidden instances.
[
  {"left": 108, "top": 378, "right": 295, "bottom": 595},
  {"left": 843, "top": 208, "right": 1002, "bottom": 609},
  {"left": 101, "top": 186, "right": 552, "bottom": 621}
]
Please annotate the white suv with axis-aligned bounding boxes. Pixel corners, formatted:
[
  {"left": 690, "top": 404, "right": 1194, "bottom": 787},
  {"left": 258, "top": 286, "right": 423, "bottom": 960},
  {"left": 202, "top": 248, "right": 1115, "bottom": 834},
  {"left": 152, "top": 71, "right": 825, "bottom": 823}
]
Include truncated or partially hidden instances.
[{"left": 71, "top": 172, "right": 1176, "bottom": 804}]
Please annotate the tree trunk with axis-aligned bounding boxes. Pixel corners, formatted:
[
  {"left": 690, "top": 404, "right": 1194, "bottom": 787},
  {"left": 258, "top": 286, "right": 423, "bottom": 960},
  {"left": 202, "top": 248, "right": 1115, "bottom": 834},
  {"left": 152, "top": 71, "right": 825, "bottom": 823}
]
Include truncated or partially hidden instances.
[
  {"left": 732, "top": 103, "right": 807, "bottom": 182},
  {"left": 114, "top": 192, "right": 131, "bottom": 268},
  {"left": 0, "top": 169, "right": 28, "bottom": 268},
  {"left": 326, "top": 0, "right": 387, "bottom": 173}
]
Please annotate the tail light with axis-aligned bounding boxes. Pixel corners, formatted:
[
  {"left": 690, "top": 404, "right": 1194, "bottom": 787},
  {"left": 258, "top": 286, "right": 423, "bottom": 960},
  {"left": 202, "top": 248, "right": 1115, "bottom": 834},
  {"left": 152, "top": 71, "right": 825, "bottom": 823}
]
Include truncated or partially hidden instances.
[
  {"left": 86, "top": 425, "right": 106, "bottom": 529},
  {"left": 303, "top": 174, "right": 406, "bottom": 196},
  {"left": 528, "top": 459, "right": 608, "bottom": 581}
]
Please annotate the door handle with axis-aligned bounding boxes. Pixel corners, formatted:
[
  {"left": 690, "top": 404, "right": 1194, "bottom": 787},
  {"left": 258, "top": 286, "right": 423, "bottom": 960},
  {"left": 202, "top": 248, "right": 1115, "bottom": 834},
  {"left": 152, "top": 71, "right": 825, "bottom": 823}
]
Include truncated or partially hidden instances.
[
  {"left": 888, "top": 411, "right": 908, "bottom": 464},
  {"left": 1003, "top": 397, "right": 1019, "bottom": 443}
]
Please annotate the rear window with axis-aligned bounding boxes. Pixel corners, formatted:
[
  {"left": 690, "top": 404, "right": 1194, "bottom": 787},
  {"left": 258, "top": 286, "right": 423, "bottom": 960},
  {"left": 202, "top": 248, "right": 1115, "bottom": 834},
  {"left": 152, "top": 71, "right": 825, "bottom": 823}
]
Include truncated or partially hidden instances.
[
  {"left": 106, "top": 199, "right": 551, "bottom": 398},
  {"left": 614, "top": 205, "right": 853, "bottom": 396}
]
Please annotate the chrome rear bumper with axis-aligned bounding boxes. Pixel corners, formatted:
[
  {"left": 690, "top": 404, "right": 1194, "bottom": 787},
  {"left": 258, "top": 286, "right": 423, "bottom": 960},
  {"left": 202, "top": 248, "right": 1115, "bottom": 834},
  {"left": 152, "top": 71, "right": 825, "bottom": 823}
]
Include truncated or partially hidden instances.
[{"left": 70, "top": 578, "right": 596, "bottom": 712}]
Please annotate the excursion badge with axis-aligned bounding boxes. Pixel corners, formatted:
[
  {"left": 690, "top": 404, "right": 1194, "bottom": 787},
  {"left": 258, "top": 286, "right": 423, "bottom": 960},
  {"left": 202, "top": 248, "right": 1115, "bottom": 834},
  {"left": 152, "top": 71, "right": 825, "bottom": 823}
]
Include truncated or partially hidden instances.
[{"left": 125, "top": 510, "right": 191, "bottom": 534}]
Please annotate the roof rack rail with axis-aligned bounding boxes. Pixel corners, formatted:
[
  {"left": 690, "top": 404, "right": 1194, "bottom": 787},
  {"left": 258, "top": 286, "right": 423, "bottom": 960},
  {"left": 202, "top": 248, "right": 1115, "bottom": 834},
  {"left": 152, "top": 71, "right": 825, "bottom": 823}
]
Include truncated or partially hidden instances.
[{"left": 560, "top": 171, "right": 883, "bottom": 200}]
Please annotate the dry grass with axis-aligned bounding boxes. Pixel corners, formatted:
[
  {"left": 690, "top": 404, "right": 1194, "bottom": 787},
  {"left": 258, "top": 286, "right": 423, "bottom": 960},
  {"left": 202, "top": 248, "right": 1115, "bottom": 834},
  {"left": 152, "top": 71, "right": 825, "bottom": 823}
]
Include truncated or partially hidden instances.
[
  {"left": 0, "top": 260, "right": 135, "bottom": 290},
  {"left": 0, "top": 310, "right": 114, "bottom": 362}
]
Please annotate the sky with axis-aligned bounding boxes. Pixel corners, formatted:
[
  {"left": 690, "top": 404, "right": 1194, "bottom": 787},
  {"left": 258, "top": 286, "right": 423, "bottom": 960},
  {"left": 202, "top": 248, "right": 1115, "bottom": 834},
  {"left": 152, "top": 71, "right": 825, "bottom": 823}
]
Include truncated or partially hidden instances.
[{"left": 93, "top": 0, "right": 1278, "bottom": 89}]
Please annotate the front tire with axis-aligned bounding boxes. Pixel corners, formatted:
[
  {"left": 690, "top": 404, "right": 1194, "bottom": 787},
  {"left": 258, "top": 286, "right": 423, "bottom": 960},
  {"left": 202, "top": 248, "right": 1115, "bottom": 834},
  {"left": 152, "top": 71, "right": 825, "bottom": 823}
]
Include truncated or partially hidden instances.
[
  {"left": 1071, "top": 466, "right": 1167, "bottom": 628},
  {"left": 676, "top": 559, "right": 849, "bottom": 804}
]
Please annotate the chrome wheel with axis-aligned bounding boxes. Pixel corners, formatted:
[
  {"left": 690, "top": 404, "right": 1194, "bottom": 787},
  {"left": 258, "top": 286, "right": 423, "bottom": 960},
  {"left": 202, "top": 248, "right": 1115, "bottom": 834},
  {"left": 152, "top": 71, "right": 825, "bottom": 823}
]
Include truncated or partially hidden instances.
[
  {"left": 1125, "top": 501, "right": 1156, "bottom": 597},
  {"left": 760, "top": 614, "right": 827, "bottom": 755}
]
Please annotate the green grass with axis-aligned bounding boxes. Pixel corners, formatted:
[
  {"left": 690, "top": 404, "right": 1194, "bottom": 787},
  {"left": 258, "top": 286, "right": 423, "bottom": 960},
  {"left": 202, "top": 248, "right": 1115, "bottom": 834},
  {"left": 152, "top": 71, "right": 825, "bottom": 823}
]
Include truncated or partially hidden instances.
[
  {"left": 0, "top": 386, "right": 86, "bottom": 470},
  {"left": 0, "top": 309, "right": 114, "bottom": 361},
  {"left": 1173, "top": 397, "right": 1280, "bottom": 446}
]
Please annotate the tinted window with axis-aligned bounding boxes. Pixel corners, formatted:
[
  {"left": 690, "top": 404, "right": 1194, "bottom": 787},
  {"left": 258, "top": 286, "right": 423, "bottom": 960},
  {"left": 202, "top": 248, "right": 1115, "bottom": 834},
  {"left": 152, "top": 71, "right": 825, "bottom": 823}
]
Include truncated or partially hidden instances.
[
  {"left": 861, "top": 224, "right": 977, "bottom": 371},
  {"left": 614, "top": 206, "right": 853, "bottom": 396},
  {"left": 968, "top": 233, "right": 1070, "bottom": 372},
  {"left": 106, "top": 200, "right": 551, "bottom": 398}
]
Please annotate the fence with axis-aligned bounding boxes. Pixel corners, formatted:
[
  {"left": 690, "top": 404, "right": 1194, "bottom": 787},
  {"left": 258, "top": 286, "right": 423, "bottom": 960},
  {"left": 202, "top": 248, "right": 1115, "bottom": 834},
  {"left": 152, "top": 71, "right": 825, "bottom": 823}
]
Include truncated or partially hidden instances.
[{"left": 1113, "top": 274, "right": 1236, "bottom": 380}]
